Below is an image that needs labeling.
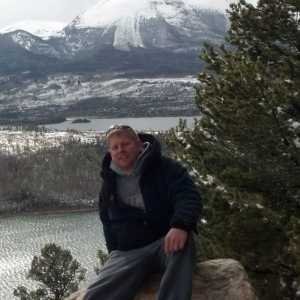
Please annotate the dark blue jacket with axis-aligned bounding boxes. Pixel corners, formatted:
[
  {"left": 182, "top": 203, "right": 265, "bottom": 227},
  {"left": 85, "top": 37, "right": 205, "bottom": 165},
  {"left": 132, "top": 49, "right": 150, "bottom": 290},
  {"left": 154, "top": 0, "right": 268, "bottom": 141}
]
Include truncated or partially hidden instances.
[{"left": 99, "top": 133, "right": 202, "bottom": 253}]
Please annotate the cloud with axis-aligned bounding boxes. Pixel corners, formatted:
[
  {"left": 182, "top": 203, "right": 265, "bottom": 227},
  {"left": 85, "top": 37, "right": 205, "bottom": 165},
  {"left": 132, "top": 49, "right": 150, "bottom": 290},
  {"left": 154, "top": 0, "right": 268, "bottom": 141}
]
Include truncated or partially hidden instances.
[{"left": 0, "top": 0, "right": 99, "bottom": 29}]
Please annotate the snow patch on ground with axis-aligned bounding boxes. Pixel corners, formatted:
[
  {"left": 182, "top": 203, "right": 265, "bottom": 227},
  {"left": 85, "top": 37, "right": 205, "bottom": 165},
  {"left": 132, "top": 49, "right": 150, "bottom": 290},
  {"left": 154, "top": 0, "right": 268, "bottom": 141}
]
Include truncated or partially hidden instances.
[{"left": 0, "top": 130, "right": 105, "bottom": 155}]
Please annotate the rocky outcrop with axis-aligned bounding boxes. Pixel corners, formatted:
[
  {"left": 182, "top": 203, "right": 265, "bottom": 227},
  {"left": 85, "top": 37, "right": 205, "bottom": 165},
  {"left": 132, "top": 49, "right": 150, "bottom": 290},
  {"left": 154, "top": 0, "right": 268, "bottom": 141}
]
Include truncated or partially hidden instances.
[{"left": 64, "top": 259, "right": 258, "bottom": 300}]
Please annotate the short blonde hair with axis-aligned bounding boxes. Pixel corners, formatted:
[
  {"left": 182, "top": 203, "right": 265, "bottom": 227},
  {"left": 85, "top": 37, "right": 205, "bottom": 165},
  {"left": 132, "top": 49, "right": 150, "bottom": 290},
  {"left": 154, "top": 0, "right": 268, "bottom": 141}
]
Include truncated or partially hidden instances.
[{"left": 106, "top": 125, "right": 139, "bottom": 147}]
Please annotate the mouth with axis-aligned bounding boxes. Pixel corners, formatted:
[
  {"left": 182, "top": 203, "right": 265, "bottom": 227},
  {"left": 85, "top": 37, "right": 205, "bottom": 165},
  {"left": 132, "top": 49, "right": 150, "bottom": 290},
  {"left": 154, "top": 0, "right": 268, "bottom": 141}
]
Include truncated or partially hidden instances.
[{"left": 119, "top": 155, "right": 128, "bottom": 160}]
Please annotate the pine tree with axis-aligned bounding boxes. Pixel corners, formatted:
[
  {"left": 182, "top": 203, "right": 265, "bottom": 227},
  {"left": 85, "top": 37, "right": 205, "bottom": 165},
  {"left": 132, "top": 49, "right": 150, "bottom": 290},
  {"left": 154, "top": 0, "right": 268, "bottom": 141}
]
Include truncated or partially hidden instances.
[
  {"left": 94, "top": 249, "right": 109, "bottom": 276},
  {"left": 13, "top": 243, "right": 86, "bottom": 300},
  {"left": 164, "top": 1, "right": 300, "bottom": 299}
]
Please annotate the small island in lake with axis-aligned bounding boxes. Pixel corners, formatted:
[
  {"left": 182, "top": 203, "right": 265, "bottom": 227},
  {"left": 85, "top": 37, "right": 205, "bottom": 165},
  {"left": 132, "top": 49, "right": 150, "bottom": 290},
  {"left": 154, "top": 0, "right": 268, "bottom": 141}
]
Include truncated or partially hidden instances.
[{"left": 71, "top": 118, "right": 91, "bottom": 123}]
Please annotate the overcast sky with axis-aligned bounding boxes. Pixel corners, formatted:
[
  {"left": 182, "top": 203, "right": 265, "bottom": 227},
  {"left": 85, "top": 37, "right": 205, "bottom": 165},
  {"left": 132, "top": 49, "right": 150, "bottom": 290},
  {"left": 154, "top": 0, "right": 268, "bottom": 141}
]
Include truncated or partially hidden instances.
[
  {"left": 0, "top": 0, "right": 258, "bottom": 30},
  {"left": 0, "top": 0, "right": 100, "bottom": 29}
]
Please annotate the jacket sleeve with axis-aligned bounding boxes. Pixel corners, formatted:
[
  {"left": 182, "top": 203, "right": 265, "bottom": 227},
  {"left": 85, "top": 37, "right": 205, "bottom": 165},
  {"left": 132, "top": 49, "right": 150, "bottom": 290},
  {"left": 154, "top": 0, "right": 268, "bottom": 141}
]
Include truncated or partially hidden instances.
[
  {"left": 99, "top": 183, "right": 118, "bottom": 253},
  {"left": 162, "top": 157, "right": 203, "bottom": 232}
]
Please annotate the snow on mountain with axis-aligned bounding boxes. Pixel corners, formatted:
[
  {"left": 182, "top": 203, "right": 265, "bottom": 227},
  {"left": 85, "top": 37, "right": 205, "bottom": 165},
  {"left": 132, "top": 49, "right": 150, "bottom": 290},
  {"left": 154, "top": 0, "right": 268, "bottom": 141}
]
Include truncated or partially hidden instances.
[
  {"left": 0, "top": 74, "right": 198, "bottom": 113},
  {"left": 0, "top": 0, "right": 229, "bottom": 58},
  {"left": 64, "top": 0, "right": 229, "bottom": 52},
  {"left": 0, "top": 21, "right": 67, "bottom": 40},
  {"left": 71, "top": 0, "right": 227, "bottom": 29}
]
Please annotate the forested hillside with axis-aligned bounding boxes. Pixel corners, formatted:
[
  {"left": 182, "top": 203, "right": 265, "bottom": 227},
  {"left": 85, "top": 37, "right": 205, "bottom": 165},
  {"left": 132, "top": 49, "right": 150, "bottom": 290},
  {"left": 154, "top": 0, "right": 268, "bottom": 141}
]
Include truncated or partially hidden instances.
[{"left": 0, "top": 128, "right": 106, "bottom": 214}]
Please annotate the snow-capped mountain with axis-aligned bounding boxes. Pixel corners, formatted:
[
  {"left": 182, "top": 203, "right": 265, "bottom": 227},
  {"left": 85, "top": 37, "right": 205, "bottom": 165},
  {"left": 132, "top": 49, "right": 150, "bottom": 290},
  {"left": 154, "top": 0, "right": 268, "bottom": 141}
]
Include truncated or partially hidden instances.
[
  {"left": 64, "top": 0, "right": 229, "bottom": 52},
  {"left": 0, "top": 21, "right": 67, "bottom": 58},
  {"left": 0, "top": 0, "right": 229, "bottom": 60},
  {"left": 0, "top": 0, "right": 231, "bottom": 125},
  {"left": 72, "top": 0, "right": 226, "bottom": 29},
  {"left": 0, "top": 21, "right": 67, "bottom": 40}
]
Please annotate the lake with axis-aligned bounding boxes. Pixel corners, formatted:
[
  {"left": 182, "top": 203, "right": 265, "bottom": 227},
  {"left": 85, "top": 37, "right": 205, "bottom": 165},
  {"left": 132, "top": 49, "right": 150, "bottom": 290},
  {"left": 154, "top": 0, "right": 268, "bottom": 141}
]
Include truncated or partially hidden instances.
[
  {"left": 0, "top": 211, "right": 104, "bottom": 300},
  {"left": 44, "top": 116, "right": 200, "bottom": 131}
]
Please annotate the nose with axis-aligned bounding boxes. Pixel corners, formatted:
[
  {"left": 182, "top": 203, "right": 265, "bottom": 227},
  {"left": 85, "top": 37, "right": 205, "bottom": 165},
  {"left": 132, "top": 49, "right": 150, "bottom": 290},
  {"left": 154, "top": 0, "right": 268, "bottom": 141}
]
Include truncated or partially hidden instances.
[{"left": 117, "top": 145, "right": 126, "bottom": 152}]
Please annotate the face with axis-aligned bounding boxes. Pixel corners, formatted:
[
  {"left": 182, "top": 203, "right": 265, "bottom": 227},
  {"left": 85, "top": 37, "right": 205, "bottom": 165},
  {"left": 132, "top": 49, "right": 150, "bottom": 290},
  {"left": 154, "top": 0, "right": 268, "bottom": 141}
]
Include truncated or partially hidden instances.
[{"left": 108, "top": 131, "right": 142, "bottom": 173}]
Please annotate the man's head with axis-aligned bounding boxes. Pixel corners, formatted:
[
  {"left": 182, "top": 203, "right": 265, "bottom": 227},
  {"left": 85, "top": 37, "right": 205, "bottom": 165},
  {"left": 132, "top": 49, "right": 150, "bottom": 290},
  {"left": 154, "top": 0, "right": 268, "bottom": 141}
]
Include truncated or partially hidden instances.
[{"left": 106, "top": 125, "right": 142, "bottom": 173}]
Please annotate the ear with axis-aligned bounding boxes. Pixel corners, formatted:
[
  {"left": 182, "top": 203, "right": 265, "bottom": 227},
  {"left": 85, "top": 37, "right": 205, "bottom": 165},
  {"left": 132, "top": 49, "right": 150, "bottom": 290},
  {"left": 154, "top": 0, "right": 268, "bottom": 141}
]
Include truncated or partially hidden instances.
[{"left": 136, "top": 139, "right": 143, "bottom": 150}]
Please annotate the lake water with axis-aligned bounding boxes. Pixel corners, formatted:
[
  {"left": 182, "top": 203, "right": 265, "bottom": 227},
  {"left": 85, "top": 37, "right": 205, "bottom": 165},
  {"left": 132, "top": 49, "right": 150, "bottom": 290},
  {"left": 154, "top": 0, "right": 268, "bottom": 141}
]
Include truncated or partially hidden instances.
[
  {"left": 0, "top": 211, "right": 105, "bottom": 300},
  {"left": 44, "top": 116, "right": 200, "bottom": 131}
]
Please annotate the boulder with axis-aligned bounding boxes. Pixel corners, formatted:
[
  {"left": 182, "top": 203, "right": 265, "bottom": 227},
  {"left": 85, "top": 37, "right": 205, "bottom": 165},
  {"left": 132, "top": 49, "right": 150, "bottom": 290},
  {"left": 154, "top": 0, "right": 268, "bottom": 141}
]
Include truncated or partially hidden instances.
[{"left": 64, "top": 259, "right": 258, "bottom": 300}]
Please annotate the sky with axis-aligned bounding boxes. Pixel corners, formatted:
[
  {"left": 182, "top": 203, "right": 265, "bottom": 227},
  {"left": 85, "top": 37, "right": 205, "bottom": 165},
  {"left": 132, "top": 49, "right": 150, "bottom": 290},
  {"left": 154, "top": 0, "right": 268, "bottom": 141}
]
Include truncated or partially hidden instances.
[
  {"left": 0, "top": 0, "right": 258, "bottom": 31},
  {"left": 0, "top": 0, "right": 100, "bottom": 30}
]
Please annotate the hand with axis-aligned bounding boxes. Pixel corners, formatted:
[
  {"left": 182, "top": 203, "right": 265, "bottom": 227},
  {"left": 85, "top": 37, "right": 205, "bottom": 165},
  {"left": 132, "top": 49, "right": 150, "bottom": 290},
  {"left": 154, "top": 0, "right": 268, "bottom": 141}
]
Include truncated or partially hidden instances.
[{"left": 164, "top": 228, "right": 187, "bottom": 255}]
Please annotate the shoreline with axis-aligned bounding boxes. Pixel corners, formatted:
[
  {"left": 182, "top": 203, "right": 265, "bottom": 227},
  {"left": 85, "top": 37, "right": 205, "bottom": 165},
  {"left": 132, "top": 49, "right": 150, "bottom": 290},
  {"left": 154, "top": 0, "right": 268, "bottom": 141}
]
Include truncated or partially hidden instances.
[{"left": 0, "top": 206, "right": 97, "bottom": 219}]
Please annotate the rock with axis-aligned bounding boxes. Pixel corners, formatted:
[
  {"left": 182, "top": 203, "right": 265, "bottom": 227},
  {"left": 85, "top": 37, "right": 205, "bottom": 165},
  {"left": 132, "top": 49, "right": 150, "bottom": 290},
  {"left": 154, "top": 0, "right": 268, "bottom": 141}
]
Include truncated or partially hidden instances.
[{"left": 64, "top": 259, "right": 258, "bottom": 300}]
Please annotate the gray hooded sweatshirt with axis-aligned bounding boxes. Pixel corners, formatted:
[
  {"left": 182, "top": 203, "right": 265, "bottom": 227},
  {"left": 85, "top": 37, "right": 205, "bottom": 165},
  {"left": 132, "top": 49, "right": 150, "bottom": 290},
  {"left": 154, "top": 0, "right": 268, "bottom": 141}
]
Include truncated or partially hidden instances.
[{"left": 109, "top": 142, "right": 151, "bottom": 211}]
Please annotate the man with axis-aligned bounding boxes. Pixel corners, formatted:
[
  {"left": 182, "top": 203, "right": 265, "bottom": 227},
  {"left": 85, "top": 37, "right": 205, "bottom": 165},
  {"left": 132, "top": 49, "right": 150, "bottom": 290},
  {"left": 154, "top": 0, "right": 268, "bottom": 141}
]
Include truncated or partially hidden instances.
[{"left": 83, "top": 124, "right": 202, "bottom": 300}]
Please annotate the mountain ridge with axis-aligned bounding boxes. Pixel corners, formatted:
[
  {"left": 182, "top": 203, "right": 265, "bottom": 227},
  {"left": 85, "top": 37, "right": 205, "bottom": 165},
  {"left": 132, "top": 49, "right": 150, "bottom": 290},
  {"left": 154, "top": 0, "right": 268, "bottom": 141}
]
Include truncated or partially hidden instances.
[
  {"left": 0, "top": 21, "right": 67, "bottom": 40},
  {"left": 0, "top": 0, "right": 229, "bottom": 125},
  {"left": 0, "top": 0, "right": 229, "bottom": 62}
]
